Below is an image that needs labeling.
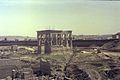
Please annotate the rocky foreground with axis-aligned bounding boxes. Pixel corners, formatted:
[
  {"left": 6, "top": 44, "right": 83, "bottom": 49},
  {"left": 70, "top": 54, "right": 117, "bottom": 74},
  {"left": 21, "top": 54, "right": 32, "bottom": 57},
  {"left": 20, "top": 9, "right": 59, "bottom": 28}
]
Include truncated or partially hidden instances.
[{"left": 37, "top": 51, "right": 120, "bottom": 80}]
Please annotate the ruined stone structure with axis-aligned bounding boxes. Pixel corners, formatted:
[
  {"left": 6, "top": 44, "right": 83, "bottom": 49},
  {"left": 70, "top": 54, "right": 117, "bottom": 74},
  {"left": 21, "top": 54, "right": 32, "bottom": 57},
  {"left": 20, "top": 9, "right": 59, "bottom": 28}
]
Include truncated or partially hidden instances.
[
  {"left": 37, "top": 30, "right": 72, "bottom": 54},
  {"left": 112, "top": 32, "right": 120, "bottom": 40}
]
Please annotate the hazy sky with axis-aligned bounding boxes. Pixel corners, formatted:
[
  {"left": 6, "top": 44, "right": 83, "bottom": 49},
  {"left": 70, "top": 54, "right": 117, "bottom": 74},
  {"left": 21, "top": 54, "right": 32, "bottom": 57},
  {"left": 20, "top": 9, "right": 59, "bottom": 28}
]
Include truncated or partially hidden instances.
[{"left": 0, "top": 0, "right": 120, "bottom": 37}]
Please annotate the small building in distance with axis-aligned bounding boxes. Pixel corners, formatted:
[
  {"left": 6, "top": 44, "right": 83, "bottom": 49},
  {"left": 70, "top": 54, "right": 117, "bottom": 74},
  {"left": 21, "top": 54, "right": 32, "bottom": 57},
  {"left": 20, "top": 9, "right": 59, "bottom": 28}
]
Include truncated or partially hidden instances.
[
  {"left": 37, "top": 30, "right": 72, "bottom": 54},
  {"left": 112, "top": 32, "right": 120, "bottom": 40}
]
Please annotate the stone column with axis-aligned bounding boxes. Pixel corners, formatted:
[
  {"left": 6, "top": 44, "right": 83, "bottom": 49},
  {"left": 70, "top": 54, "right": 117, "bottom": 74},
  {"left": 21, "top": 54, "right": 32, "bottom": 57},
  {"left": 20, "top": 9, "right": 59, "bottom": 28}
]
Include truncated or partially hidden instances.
[
  {"left": 69, "top": 32, "right": 73, "bottom": 49},
  {"left": 66, "top": 33, "right": 69, "bottom": 48},
  {"left": 50, "top": 33, "right": 53, "bottom": 46},
  {"left": 37, "top": 33, "right": 41, "bottom": 54},
  {"left": 60, "top": 34, "right": 62, "bottom": 46},
  {"left": 61, "top": 34, "right": 64, "bottom": 46},
  {"left": 64, "top": 34, "right": 67, "bottom": 47},
  {"left": 56, "top": 34, "right": 58, "bottom": 45},
  {"left": 45, "top": 33, "right": 51, "bottom": 54}
]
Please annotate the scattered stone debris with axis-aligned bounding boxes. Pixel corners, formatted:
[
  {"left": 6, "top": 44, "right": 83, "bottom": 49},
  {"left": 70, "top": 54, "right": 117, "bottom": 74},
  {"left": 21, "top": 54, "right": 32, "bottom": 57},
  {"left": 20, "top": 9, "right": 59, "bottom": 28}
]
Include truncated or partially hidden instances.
[
  {"left": 39, "top": 58, "right": 51, "bottom": 75},
  {"left": 64, "top": 64, "right": 91, "bottom": 80},
  {"left": 0, "top": 46, "right": 119, "bottom": 80}
]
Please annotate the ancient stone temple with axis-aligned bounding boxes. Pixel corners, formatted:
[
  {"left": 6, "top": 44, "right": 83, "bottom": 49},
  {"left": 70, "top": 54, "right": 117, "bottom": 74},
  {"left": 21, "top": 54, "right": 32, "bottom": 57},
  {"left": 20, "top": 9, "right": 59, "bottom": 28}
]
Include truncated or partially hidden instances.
[{"left": 37, "top": 30, "right": 72, "bottom": 54}]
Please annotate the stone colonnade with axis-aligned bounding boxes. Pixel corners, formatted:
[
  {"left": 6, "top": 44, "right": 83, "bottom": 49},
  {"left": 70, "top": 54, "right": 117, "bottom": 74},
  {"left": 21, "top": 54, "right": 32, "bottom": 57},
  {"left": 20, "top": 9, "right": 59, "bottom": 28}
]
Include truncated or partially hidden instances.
[{"left": 37, "top": 30, "right": 72, "bottom": 54}]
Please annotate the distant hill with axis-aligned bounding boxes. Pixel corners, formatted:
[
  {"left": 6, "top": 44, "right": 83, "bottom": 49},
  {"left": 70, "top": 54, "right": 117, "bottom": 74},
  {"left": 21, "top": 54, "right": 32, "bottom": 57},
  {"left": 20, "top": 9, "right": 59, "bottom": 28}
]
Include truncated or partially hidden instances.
[{"left": 0, "top": 36, "right": 36, "bottom": 41}]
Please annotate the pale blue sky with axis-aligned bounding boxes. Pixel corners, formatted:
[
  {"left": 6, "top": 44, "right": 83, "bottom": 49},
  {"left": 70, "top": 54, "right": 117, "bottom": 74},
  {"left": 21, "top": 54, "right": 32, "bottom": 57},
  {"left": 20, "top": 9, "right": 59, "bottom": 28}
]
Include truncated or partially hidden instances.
[{"left": 0, "top": 0, "right": 120, "bottom": 37}]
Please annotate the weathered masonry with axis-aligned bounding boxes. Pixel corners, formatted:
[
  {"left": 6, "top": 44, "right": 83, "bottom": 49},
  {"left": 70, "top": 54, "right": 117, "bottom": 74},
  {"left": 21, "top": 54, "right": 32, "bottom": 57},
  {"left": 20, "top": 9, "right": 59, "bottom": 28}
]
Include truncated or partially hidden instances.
[
  {"left": 112, "top": 32, "right": 120, "bottom": 40},
  {"left": 37, "top": 30, "right": 72, "bottom": 54}
]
